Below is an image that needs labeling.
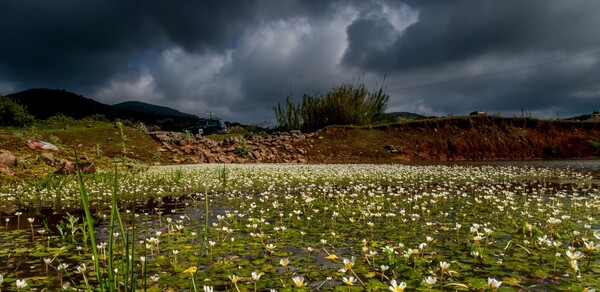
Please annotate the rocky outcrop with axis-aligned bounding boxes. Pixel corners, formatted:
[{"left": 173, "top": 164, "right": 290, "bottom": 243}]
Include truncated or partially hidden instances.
[{"left": 149, "top": 130, "right": 311, "bottom": 164}]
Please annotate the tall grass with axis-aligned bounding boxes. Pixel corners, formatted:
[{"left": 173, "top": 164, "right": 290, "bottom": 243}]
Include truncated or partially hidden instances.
[
  {"left": 274, "top": 81, "right": 389, "bottom": 131},
  {"left": 76, "top": 151, "right": 136, "bottom": 291},
  {"left": 74, "top": 149, "right": 105, "bottom": 291}
]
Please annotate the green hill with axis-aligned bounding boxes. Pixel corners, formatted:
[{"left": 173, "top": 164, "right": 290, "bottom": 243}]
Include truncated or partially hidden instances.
[{"left": 113, "top": 101, "right": 198, "bottom": 118}]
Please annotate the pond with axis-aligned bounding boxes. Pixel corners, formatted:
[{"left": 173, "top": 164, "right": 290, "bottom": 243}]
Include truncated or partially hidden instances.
[{"left": 0, "top": 163, "right": 598, "bottom": 291}]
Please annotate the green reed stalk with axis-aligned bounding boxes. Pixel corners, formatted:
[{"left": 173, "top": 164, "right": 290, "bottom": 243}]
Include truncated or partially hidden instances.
[
  {"left": 129, "top": 191, "right": 136, "bottom": 292},
  {"left": 193, "top": 188, "right": 210, "bottom": 291},
  {"left": 74, "top": 149, "right": 105, "bottom": 292},
  {"left": 143, "top": 229, "right": 148, "bottom": 292},
  {"left": 108, "top": 164, "right": 118, "bottom": 292},
  {"left": 109, "top": 161, "right": 130, "bottom": 291}
]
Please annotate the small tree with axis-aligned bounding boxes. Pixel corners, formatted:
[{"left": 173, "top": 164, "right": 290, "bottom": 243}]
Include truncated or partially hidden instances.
[{"left": 0, "top": 97, "right": 36, "bottom": 127}]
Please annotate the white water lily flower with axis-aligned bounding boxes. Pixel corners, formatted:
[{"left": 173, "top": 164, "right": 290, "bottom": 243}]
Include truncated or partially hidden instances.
[
  {"left": 566, "top": 250, "right": 583, "bottom": 260},
  {"left": 584, "top": 241, "right": 600, "bottom": 252},
  {"left": 488, "top": 277, "right": 502, "bottom": 289},
  {"left": 343, "top": 276, "right": 355, "bottom": 285},
  {"left": 228, "top": 274, "right": 239, "bottom": 284},
  {"left": 343, "top": 256, "right": 355, "bottom": 270},
  {"left": 389, "top": 279, "right": 407, "bottom": 292},
  {"left": 292, "top": 276, "right": 305, "bottom": 288},
  {"left": 76, "top": 263, "right": 87, "bottom": 274},
  {"left": 16, "top": 279, "right": 27, "bottom": 289},
  {"left": 251, "top": 271, "right": 262, "bottom": 281},
  {"left": 423, "top": 276, "right": 437, "bottom": 287}
]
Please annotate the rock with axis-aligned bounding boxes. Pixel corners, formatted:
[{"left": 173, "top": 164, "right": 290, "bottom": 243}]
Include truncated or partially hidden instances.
[
  {"left": 384, "top": 145, "right": 400, "bottom": 153},
  {"left": 0, "top": 149, "right": 17, "bottom": 167},
  {"left": 181, "top": 145, "right": 193, "bottom": 154},
  {"left": 80, "top": 161, "right": 96, "bottom": 174},
  {"left": 218, "top": 155, "right": 233, "bottom": 163},
  {"left": 40, "top": 152, "right": 55, "bottom": 166},
  {"left": 55, "top": 159, "right": 96, "bottom": 174},
  {"left": 0, "top": 164, "right": 14, "bottom": 176},
  {"left": 55, "top": 159, "right": 76, "bottom": 174}
]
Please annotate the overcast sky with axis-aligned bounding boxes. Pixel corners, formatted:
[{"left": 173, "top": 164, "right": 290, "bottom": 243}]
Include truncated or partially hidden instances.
[{"left": 1, "top": 0, "right": 600, "bottom": 124}]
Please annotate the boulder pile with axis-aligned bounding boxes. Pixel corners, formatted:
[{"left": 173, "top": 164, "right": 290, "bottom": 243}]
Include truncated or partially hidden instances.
[{"left": 149, "top": 130, "right": 312, "bottom": 164}]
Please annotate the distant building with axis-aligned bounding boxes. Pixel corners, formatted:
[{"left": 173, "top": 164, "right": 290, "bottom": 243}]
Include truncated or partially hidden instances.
[
  {"left": 470, "top": 111, "right": 487, "bottom": 116},
  {"left": 593, "top": 111, "right": 600, "bottom": 118}
]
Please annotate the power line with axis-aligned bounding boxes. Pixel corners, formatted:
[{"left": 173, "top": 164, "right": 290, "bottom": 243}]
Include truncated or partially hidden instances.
[{"left": 387, "top": 50, "right": 600, "bottom": 92}]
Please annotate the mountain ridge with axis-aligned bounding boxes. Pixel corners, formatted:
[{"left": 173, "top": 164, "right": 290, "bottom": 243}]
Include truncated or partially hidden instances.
[
  {"left": 5, "top": 88, "right": 202, "bottom": 130},
  {"left": 113, "top": 101, "right": 198, "bottom": 118}
]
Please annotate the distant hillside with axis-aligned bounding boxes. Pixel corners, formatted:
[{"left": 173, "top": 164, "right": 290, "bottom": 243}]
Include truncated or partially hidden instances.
[
  {"left": 6, "top": 88, "right": 118, "bottom": 120},
  {"left": 113, "top": 101, "right": 197, "bottom": 118},
  {"left": 384, "top": 111, "right": 429, "bottom": 120},
  {"left": 565, "top": 114, "right": 592, "bottom": 121},
  {"left": 5, "top": 88, "right": 202, "bottom": 131}
]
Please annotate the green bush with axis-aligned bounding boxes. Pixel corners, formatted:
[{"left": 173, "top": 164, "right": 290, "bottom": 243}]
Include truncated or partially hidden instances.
[
  {"left": 0, "top": 97, "right": 36, "bottom": 127},
  {"left": 235, "top": 137, "right": 251, "bottom": 158},
  {"left": 87, "top": 114, "right": 109, "bottom": 122},
  {"left": 274, "top": 81, "right": 389, "bottom": 131},
  {"left": 136, "top": 122, "right": 148, "bottom": 134},
  {"left": 45, "top": 113, "right": 75, "bottom": 127}
]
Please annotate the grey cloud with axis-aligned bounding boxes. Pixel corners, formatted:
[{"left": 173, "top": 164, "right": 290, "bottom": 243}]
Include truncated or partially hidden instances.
[
  {"left": 343, "top": 1, "right": 600, "bottom": 72},
  {"left": 1, "top": 0, "right": 599, "bottom": 123}
]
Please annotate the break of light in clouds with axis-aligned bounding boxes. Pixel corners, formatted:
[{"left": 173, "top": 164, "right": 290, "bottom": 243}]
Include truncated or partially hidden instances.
[{"left": 1, "top": 0, "right": 599, "bottom": 123}]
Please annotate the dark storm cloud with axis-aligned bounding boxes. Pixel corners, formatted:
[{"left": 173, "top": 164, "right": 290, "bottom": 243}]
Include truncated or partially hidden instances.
[
  {"left": 0, "top": 0, "right": 257, "bottom": 89},
  {"left": 341, "top": 0, "right": 600, "bottom": 118},
  {"left": 1, "top": 0, "right": 599, "bottom": 123},
  {"left": 343, "top": 0, "right": 600, "bottom": 72}
]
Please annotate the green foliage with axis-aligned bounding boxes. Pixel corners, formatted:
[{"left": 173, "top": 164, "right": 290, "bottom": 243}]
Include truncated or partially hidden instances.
[
  {"left": 0, "top": 96, "right": 36, "bottom": 127},
  {"left": 116, "top": 121, "right": 129, "bottom": 157},
  {"left": 46, "top": 113, "right": 75, "bottom": 124},
  {"left": 87, "top": 114, "right": 109, "bottom": 122},
  {"left": 136, "top": 122, "right": 149, "bottom": 134},
  {"left": 218, "top": 165, "right": 228, "bottom": 188},
  {"left": 227, "top": 124, "right": 249, "bottom": 135},
  {"left": 235, "top": 137, "right": 251, "bottom": 158},
  {"left": 274, "top": 81, "right": 390, "bottom": 131},
  {"left": 93, "top": 144, "right": 104, "bottom": 158},
  {"left": 588, "top": 140, "right": 600, "bottom": 149},
  {"left": 182, "top": 129, "right": 194, "bottom": 140}
]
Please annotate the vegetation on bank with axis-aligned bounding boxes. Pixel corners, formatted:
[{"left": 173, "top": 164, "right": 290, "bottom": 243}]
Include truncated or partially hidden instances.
[
  {"left": 274, "top": 81, "right": 390, "bottom": 131},
  {"left": 0, "top": 96, "right": 36, "bottom": 127}
]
